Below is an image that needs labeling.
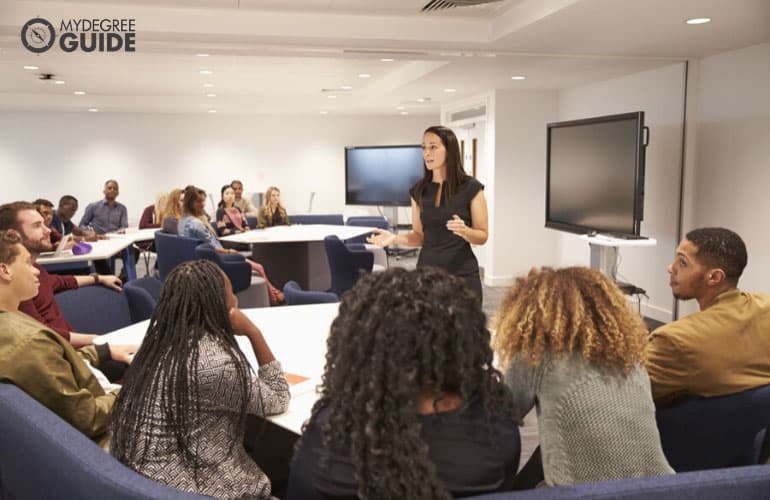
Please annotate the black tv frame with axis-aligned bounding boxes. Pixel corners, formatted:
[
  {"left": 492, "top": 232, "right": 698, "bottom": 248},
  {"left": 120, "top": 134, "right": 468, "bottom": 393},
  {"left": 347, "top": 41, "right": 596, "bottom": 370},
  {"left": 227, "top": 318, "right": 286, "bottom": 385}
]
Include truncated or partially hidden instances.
[
  {"left": 344, "top": 144, "right": 424, "bottom": 207},
  {"left": 545, "top": 111, "right": 649, "bottom": 237}
]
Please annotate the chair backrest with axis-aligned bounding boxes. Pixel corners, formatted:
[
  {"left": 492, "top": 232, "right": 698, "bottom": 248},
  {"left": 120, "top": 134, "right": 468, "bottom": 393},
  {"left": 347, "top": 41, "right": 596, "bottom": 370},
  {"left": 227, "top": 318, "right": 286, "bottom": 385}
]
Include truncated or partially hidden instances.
[
  {"left": 344, "top": 216, "right": 390, "bottom": 244},
  {"left": 323, "top": 235, "right": 374, "bottom": 296},
  {"left": 283, "top": 280, "right": 339, "bottom": 305},
  {"left": 656, "top": 383, "right": 770, "bottom": 471},
  {"left": 289, "top": 214, "right": 344, "bottom": 226},
  {"left": 154, "top": 231, "right": 202, "bottom": 281},
  {"left": 467, "top": 464, "right": 770, "bottom": 500},
  {"left": 246, "top": 215, "right": 258, "bottom": 229},
  {"left": 124, "top": 276, "right": 162, "bottom": 302},
  {"left": 0, "top": 383, "right": 211, "bottom": 500},
  {"left": 55, "top": 286, "right": 154, "bottom": 334},
  {"left": 193, "top": 243, "right": 250, "bottom": 293}
]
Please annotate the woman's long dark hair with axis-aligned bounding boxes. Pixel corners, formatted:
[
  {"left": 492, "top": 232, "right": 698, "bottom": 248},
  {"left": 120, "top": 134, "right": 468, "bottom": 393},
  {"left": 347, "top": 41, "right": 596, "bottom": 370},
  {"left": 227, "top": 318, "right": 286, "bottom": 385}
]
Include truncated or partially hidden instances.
[
  {"left": 303, "top": 266, "right": 512, "bottom": 500},
  {"left": 412, "top": 125, "right": 469, "bottom": 207},
  {"left": 110, "top": 260, "right": 252, "bottom": 477},
  {"left": 218, "top": 184, "right": 234, "bottom": 209}
]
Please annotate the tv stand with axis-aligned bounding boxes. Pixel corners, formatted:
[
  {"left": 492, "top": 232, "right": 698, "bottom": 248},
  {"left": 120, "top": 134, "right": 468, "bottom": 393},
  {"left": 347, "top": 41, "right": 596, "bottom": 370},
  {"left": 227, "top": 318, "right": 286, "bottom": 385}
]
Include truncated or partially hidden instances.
[
  {"left": 383, "top": 207, "right": 418, "bottom": 259},
  {"left": 579, "top": 233, "right": 656, "bottom": 286}
]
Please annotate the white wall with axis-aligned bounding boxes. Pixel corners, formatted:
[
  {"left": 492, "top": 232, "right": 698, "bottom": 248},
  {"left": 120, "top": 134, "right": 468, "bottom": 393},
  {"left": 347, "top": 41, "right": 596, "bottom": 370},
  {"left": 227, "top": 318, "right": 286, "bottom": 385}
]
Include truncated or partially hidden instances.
[
  {"left": 0, "top": 112, "right": 436, "bottom": 224},
  {"left": 556, "top": 63, "right": 687, "bottom": 322},
  {"left": 487, "top": 89, "right": 560, "bottom": 285},
  {"left": 691, "top": 41, "right": 770, "bottom": 297}
]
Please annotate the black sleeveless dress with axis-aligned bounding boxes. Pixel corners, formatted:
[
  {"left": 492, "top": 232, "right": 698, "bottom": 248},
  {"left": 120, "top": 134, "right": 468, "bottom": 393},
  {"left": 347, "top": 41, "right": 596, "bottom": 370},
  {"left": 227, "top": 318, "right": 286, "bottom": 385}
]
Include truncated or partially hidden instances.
[{"left": 410, "top": 177, "right": 484, "bottom": 301}]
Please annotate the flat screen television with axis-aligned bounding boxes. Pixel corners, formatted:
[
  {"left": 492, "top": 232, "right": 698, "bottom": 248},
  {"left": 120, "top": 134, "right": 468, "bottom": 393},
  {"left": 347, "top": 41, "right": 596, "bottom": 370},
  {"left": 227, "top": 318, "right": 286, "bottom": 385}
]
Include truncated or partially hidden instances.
[
  {"left": 545, "top": 111, "right": 649, "bottom": 237},
  {"left": 345, "top": 145, "right": 425, "bottom": 206}
]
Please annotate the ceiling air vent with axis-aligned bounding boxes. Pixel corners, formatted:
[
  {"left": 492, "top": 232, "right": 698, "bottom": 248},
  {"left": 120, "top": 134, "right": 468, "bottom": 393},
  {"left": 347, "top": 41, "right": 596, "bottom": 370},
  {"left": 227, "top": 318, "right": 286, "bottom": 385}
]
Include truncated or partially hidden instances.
[{"left": 421, "top": 0, "right": 503, "bottom": 12}]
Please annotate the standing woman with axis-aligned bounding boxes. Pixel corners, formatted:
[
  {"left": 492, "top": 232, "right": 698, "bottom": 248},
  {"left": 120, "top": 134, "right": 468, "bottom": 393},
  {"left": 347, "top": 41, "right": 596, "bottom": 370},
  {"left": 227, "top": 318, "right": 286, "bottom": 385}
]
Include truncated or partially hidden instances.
[
  {"left": 257, "top": 186, "right": 289, "bottom": 228},
  {"left": 110, "top": 260, "right": 290, "bottom": 498},
  {"left": 368, "top": 125, "right": 487, "bottom": 301},
  {"left": 216, "top": 184, "right": 251, "bottom": 237}
]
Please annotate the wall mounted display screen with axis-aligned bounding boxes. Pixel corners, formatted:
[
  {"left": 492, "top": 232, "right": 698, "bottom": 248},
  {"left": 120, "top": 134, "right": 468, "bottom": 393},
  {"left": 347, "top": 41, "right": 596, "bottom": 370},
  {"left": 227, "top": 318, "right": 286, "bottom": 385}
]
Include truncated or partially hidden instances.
[
  {"left": 345, "top": 145, "right": 424, "bottom": 206},
  {"left": 546, "top": 111, "right": 648, "bottom": 237}
]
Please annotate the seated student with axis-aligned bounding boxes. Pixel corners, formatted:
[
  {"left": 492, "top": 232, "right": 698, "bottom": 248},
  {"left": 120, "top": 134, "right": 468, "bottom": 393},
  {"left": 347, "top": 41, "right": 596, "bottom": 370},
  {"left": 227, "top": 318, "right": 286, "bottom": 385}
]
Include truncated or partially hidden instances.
[
  {"left": 646, "top": 227, "right": 770, "bottom": 405},
  {"left": 0, "top": 229, "right": 135, "bottom": 450},
  {"left": 179, "top": 185, "right": 284, "bottom": 305},
  {"left": 288, "top": 267, "right": 520, "bottom": 500},
  {"left": 160, "top": 188, "right": 184, "bottom": 234},
  {"left": 50, "top": 195, "right": 96, "bottom": 240},
  {"left": 231, "top": 179, "right": 259, "bottom": 217},
  {"left": 0, "top": 202, "right": 123, "bottom": 349},
  {"left": 110, "top": 259, "right": 290, "bottom": 499},
  {"left": 34, "top": 198, "right": 66, "bottom": 246},
  {"left": 137, "top": 191, "right": 167, "bottom": 254},
  {"left": 257, "top": 186, "right": 289, "bottom": 228},
  {"left": 79, "top": 179, "right": 128, "bottom": 234},
  {"left": 493, "top": 267, "right": 672, "bottom": 488},
  {"left": 216, "top": 184, "right": 251, "bottom": 236}
]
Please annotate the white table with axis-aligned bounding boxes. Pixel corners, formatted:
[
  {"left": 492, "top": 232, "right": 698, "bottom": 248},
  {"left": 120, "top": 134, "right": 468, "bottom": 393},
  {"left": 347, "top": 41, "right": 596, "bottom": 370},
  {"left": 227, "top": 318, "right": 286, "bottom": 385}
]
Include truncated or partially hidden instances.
[
  {"left": 115, "top": 227, "right": 158, "bottom": 243},
  {"left": 221, "top": 225, "right": 374, "bottom": 291},
  {"left": 37, "top": 236, "right": 139, "bottom": 280},
  {"left": 97, "top": 302, "right": 338, "bottom": 434}
]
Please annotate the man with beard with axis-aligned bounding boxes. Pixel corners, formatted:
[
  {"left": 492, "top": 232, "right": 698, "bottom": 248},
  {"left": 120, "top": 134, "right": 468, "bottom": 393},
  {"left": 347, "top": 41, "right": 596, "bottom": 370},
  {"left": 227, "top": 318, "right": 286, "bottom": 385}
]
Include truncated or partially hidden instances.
[
  {"left": 645, "top": 227, "right": 770, "bottom": 405},
  {"left": 0, "top": 202, "right": 122, "bottom": 349}
]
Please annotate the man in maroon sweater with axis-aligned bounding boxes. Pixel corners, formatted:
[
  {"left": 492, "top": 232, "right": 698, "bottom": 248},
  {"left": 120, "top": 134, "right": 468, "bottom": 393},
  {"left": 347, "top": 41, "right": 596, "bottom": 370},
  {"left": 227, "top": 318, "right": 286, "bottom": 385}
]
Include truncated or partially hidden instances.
[{"left": 0, "top": 202, "right": 122, "bottom": 348}]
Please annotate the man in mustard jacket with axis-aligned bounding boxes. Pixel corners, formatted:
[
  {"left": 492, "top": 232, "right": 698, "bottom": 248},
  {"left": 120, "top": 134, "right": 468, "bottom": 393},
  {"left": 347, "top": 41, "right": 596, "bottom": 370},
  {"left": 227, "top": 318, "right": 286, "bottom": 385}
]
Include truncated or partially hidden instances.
[{"left": 645, "top": 227, "right": 770, "bottom": 405}]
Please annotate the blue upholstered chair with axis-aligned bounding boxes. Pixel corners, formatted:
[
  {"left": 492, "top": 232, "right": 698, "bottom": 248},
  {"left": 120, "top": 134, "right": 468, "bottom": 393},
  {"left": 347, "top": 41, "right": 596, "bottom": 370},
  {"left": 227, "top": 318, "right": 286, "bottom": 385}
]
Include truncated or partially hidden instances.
[
  {"left": 246, "top": 216, "right": 258, "bottom": 229},
  {"left": 655, "top": 383, "right": 770, "bottom": 472},
  {"left": 289, "top": 214, "right": 344, "bottom": 225},
  {"left": 323, "top": 235, "right": 374, "bottom": 296},
  {"left": 194, "top": 244, "right": 270, "bottom": 308},
  {"left": 55, "top": 286, "right": 155, "bottom": 334},
  {"left": 154, "top": 231, "right": 202, "bottom": 281},
  {"left": 344, "top": 215, "right": 391, "bottom": 244},
  {"left": 466, "top": 464, "right": 770, "bottom": 500},
  {"left": 283, "top": 280, "right": 338, "bottom": 305},
  {"left": 124, "top": 276, "right": 162, "bottom": 302},
  {"left": 0, "top": 383, "right": 212, "bottom": 500}
]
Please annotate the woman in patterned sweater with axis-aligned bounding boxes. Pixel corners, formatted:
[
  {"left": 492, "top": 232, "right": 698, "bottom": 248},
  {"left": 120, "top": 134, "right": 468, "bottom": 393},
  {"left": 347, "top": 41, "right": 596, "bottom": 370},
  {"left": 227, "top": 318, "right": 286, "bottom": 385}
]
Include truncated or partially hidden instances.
[
  {"left": 493, "top": 267, "right": 672, "bottom": 488},
  {"left": 110, "top": 259, "right": 290, "bottom": 499}
]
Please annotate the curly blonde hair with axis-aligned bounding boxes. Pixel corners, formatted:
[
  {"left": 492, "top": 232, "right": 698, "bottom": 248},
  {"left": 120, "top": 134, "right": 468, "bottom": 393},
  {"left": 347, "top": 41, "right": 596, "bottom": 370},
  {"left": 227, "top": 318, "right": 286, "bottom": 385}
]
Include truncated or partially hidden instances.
[{"left": 493, "top": 267, "right": 647, "bottom": 373}]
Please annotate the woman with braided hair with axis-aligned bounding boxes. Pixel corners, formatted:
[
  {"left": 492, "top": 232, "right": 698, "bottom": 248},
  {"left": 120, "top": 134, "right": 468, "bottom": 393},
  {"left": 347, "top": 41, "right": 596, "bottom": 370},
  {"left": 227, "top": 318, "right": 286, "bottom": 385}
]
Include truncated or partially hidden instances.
[
  {"left": 493, "top": 267, "right": 672, "bottom": 488},
  {"left": 288, "top": 266, "right": 520, "bottom": 500},
  {"left": 110, "top": 259, "right": 289, "bottom": 499}
]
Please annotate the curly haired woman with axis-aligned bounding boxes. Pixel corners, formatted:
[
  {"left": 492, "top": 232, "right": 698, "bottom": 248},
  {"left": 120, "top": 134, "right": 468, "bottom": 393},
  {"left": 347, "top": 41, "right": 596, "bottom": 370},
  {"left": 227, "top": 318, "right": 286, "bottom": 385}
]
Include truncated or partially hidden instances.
[
  {"left": 494, "top": 267, "right": 672, "bottom": 488},
  {"left": 288, "top": 267, "right": 520, "bottom": 500}
]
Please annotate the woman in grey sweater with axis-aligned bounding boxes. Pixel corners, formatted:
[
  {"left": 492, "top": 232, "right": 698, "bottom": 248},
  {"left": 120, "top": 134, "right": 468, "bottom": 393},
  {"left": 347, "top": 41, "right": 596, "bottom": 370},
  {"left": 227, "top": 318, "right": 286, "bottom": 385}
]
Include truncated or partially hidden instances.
[{"left": 493, "top": 266, "right": 673, "bottom": 487}]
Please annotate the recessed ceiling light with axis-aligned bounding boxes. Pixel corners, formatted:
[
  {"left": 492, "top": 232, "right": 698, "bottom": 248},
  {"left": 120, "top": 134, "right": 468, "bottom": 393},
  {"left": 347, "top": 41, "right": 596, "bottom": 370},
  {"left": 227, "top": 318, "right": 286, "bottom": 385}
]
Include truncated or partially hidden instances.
[
  {"left": 203, "top": 83, "right": 214, "bottom": 88},
  {"left": 340, "top": 85, "right": 353, "bottom": 90},
  {"left": 88, "top": 108, "right": 99, "bottom": 113},
  {"left": 686, "top": 17, "right": 711, "bottom": 25},
  {"left": 358, "top": 73, "right": 372, "bottom": 79},
  {"left": 380, "top": 58, "right": 394, "bottom": 62},
  {"left": 400, "top": 111, "right": 409, "bottom": 115},
  {"left": 195, "top": 53, "right": 210, "bottom": 57},
  {"left": 320, "top": 110, "right": 329, "bottom": 115},
  {"left": 73, "top": 90, "right": 86, "bottom": 95},
  {"left": 444, "top": 88, "right": 457, "bottom": 93},
  {"left": 396, "top": 106, "right": 405, "bottom": 110},
  {"left": 208, "top": 109, "right": 217, "bottom": 114},
  {"left": 327, "top": 95, "right": 337, "bottom": 99},
  {"left": 205, "top": 93, "right": 216, "bottom": 97},
  {"left": 54, "top": 80, "right": 65, "bottom": 85},
  {"left": 23, "top": 65, "right": 39, "bottom": 70},
  {"left": 416, "top": 98, "right": 426, "bottom": 103},
  {"left": 199, "top": 69, "right": 213, "bottom": 75},
  {"left": 511, "top": 75, "right": 526, "bottom": 80}
]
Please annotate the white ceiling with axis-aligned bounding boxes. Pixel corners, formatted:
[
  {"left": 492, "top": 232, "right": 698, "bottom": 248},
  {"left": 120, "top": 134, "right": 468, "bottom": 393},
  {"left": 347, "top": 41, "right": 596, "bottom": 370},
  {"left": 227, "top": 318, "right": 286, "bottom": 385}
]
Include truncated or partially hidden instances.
[{"left": 0, "top": 0, "right": 768, "bottom": 115}]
